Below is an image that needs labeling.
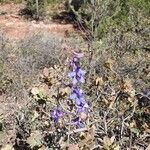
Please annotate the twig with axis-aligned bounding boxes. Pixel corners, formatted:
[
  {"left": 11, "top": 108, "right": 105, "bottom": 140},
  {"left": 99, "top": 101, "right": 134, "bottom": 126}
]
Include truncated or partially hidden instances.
[
  {"left": 67, "top": 116, "right": 71, "bottom": 146},
  {"left": 91, "top": 145, "right": 101, "bottom": 150},
  {"left": 41, "top": 108, "right": 51, "bottom": 118},
  {"left": 136, "top": 93, "right": 150, "bottom": 101},
  {"left": 129, "top": 132, "right": 133, "bottom": 149},
  {"left": 67, "top": 127, "right": 88, "bottom": 135},
  {"left": 103, "top": 112, "right": 108, "bottom": 135},
  {"left": 120, "top": 103, "right": 136, "bottom": 140}
]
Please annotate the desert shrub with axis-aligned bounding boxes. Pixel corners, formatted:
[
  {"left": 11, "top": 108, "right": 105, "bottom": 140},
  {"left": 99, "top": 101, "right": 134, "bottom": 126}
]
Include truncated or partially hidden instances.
[
  {"left": 0, "top": 32, "right": 64, "bottom": 106},
  {"left": 21, "top": 0, "right": 46, "bottom": 20},
  {"left": 21, "top": 0, "right": 62, "bottom": 19},
  {"left": 0, "top": 32, "right": 69, "bottom": 145},
  {"left": 68, "top": 0, "right": 150, "bottom": 41}
]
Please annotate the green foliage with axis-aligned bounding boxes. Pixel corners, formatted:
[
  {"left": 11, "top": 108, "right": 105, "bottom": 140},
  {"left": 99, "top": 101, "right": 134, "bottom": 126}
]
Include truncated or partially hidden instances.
[
  {"left": 22, "top": 0, "right": 62, "bottom": 19},
  {"left": 129, "top": 0, "right": 150, "bottom": 15},
  {"left": 69, "top": 0, "right": 150, "bottom": 39},
  {"left": 23, "top": 0, "right": 45, "bottom": 19}
]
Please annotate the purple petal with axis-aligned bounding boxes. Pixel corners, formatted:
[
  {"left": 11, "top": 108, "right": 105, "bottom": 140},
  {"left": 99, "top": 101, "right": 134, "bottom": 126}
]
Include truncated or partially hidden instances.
[
  {"left": 72, "top": 77, "right": 78, "bottom": 85},
  {"left": 51, "top": 108, "right": 65, "bottom": 123},
  {"left": 78, "top": 89, "right": 83, "bottom": 94},
  {"left": 79, "top": 97, "right": 85, "bottom": 103},
  {"left": 77, "top": 107, "right": 86, "bottom": 113},
  {"left": 68, "top": 71, "right": 76, "bottom": 78},
  {"left": 78, "top": 69, "right": 86, "bottom": 76},
  {"left": 83, "top": 103, "right": 89, "bottom": 108},
  {"left": 70, "top": 93, "right": 77, "bottom": 100},
  {"left": 77, "top": 102, "right": 89, "bottom": 113},
  {"left": 75, "top": 97, "right": 82, "bottom": 105},
  {"left": 74, "top": 88, "right": 83, "bottom": 94},
  {"left": 79, "top": 76, "right": 85, "bottom": 83},
  {"left": 78, "top": 89, "right": 84, "bottom": 97}
]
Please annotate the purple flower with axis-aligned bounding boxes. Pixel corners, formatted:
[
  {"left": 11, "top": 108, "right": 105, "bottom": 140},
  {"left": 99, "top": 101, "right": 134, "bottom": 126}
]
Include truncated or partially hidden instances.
[
  {"left": 51, "top": 108, "right": 64, "bottom": 123},
  {"left": 77, "top": 102, "right": 89, "bottom": 114},
  {"left": 70, "top": 88, "right": 86, "bottom": 105},
  {"left": 72, "top": 117, "right": 85, "bottom": 127},
  {"left": 70, "top": 58, "right": 80, "bottom": 70},
  {"left": 73, "top": 57, "right": 80, "bottom": 63},
  {"left": 68, "top": 67, "right": 86, "bottom": 85}
]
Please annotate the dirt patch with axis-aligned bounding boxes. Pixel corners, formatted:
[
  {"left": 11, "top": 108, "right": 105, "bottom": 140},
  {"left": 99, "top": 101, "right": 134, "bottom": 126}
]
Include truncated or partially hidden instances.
[{"left": 0, "top": 3, "right": 74, "bottom": 40}]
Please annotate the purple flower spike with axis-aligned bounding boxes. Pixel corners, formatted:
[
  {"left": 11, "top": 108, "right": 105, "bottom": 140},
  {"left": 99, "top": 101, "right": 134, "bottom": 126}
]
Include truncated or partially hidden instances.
[
  {"left": 68, "top": 67, "right": 86, "bottom": 85},
  {"left": 76, "top": 67, "right": 86, "bottom": 83},
  {"left": 68, "top": 71, "right": 78, "bottom": 85},
  {"left": 68, "top": 71, "right": 76, "bottom": 78},
  {"left": 51, "top": 108, "right": 64, "bottom": 123},
  {"left": 70, "top": 88, "right": 86, "bottom": 106}
]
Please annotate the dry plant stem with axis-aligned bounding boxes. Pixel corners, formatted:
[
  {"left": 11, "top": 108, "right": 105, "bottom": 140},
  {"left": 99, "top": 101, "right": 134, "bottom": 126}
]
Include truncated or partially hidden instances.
[
  {"left": 136, "top": 142, "right": 146, "bottom": 149},
  {"left": 76, "top": 18, "right": 94, "bottom": 83},
  {"left": 41, "top": 108, "right": 51, "bottom": 118},
  {"left": 95, "top": 90, "right": 101, "bottom": 104},
  {"left": 76, "top": 20, "right": 92, "bottom": 43},
  {"left": 91, "top": 144, "right": 101, "bottom": 150},
  {"left": 103, "top": 112, "right": 108, "bottom": 135},
  {"left": 120, "top": 103, "right": 136, "bottom": 142},
  {"left": 89, "top": 118, "right": 103, "bottom": 126},
  {"left": 87, "top": 43, "right": 94, "bottom": 84},
  {"left": 70, "top": 136, "right": 77, "bottom": 144},
  {"left": 58, "top": 99, "right": 76, "bottom": 115},
  {"left": 136, "top": 93, "right": 150, "bottom": 100},
  {"left": 67, "top": 127, "right": 88, "bottom": 135},
  {"left": 129, "top": 132, "right": 133, "bottom": 149},
  {"left": 67, "top": 115, "right": 71, "bottom": 146}
]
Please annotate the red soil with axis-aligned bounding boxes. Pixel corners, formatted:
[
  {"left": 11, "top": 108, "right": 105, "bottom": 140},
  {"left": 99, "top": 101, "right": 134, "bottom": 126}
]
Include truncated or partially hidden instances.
[{"left": 0, "top": 3, "right": 74, "bottom": 40}]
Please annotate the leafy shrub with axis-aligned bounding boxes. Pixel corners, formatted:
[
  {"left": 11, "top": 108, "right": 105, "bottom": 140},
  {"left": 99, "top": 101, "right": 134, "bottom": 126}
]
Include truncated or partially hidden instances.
[
  {"left": 21, "top": 0, "right": 62, "bottom": 19},
  {"left": 21, "top": 0, "right": 45, "bottom": 20},
  {"left": 68, "top": 0, "right": 150, "bottom": 40}
]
